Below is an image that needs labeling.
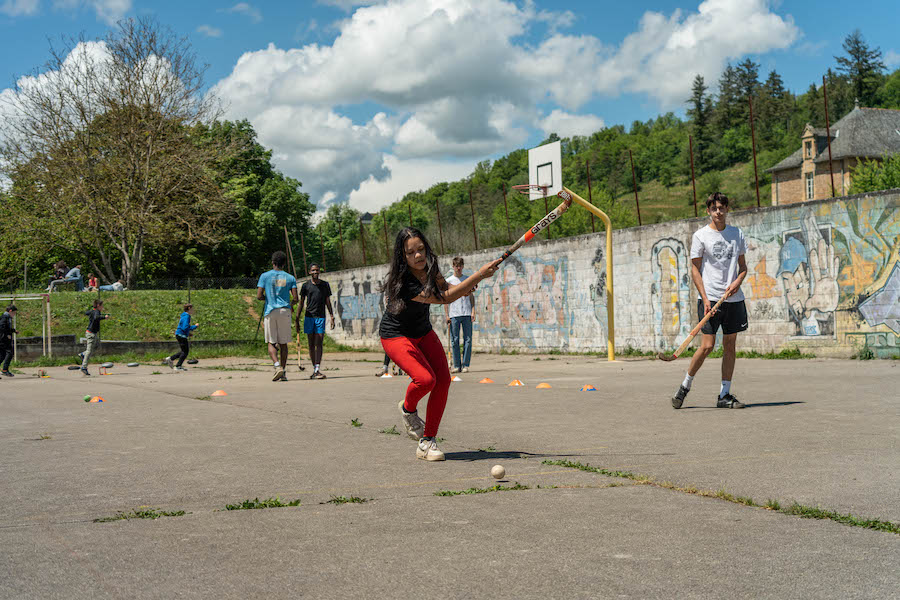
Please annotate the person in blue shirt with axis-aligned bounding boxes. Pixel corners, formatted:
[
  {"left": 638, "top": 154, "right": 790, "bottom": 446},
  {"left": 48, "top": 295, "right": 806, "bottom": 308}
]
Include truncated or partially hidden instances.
[
  {"left": 257, "top": 251, "right": 298, "bottom": 382},
  {"left": 165, "top": 304, "right": 198, "bottom": 371}
]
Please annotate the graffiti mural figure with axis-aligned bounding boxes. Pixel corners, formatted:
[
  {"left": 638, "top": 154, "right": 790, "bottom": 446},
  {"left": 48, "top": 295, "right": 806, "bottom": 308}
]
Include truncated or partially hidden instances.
[
  {"left": 649, "top": 238, "right": 692, "bottom": 349},
  {"left": 778, "top": 211, "right": 841, "bottom": 336}
]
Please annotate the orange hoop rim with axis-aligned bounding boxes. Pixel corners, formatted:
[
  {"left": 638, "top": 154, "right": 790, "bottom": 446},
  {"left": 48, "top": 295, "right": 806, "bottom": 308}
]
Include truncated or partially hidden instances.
[{"left": 510, "top": 184, "right": 550, "bottom": 196}]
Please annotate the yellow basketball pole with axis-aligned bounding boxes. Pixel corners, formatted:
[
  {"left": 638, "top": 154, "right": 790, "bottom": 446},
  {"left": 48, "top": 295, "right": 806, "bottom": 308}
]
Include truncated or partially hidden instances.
[{"left": 562, "top": 187, "right": 614, "bottom": 361}]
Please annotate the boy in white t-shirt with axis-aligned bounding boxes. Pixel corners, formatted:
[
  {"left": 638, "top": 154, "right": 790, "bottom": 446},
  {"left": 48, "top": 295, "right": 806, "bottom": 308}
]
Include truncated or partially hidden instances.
[
  {"left": 671, "top": 192, "right": 749, "bottom": 409},
  {"left": 443, "top": 256, "right": 476, "bottom": 373}
]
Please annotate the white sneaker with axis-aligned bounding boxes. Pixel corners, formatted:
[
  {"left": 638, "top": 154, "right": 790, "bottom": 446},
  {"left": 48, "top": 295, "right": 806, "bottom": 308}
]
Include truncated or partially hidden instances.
[
  {"left": 398, "top": 400, "right": 425, "bottom": 440},
  {"left": 273, "top": 367, "right": 285, "bottom": 381},
  {"left": 416, "top": 437, "right": 445, "bottom": 461},
  {"left": 164, "top": 357, "right": 174, "bottom": 369},
  {"left": 450, "top": 367, "right": 460, "bottom": 373},
  {"left": 461, "top": 366, "right": 469, "bottom": 373}
]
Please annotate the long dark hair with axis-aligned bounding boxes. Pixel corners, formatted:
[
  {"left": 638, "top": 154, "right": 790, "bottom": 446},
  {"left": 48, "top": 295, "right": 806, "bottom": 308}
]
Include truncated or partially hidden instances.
[{"left": 384, "top": 227, "right": 442, "bottom": 314}]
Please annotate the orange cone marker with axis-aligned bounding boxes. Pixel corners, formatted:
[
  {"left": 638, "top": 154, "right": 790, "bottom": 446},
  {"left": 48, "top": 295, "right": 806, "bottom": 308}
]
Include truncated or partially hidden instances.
[
  {"left": 211, "top": 390, "right": 228, "bottom": 397},
  {"left": 508, "top": 379, "right": 524, "bottom": 386},
  {"left": 89, "top": 396, "right": 104, "bottom": 403},
  {"left": 381, "top": 373, "right": 393, "bottom": 378},
  {"left": 535, "top": 382, "right": 552, "bottom": 389},
  {"left": 451, "top": 375, "right": 463, "bottom": 382},
  {"left": 478, "top": 378, "right": 494, "bottom": 384},
  {"left": 580, "top": 384, "right": 597, "bottom": 391}
]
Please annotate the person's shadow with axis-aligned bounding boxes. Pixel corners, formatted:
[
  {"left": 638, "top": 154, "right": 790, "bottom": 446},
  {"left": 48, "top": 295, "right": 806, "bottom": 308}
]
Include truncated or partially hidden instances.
[{"left": 680, "top": 401, "right": 805, "bottom": 409}]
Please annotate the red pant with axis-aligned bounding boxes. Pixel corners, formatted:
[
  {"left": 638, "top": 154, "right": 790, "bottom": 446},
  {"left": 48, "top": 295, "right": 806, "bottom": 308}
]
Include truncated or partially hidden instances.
[{"left": 381, "top": 330, "right": 450, "bottom": 438}]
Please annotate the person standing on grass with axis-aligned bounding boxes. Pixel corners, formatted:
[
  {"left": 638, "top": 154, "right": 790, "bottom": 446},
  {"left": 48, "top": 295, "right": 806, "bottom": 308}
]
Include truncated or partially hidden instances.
[
  {"left": 671, "top": 192, "right": 748, "bottom": 410},
  {"left": 79, "top": 299, "right": 110, "bottom": 377},
  {"left": 165, "top": 304, "right": 198, "bottom": 372},
  {"left": 297, "top": 264, "right": 334, "bottom": 379},
  {"left": 381, "top": 227, "right": 500, "bottom": 461},
  {"left": 257, "top": 251, "right": 298, "bottom": 382},
  {"left": 443, "top": 256, "right": 476, "bottom": 373},
  {"left": 0, "top": 305, "right": 18, "bottom": 378}
]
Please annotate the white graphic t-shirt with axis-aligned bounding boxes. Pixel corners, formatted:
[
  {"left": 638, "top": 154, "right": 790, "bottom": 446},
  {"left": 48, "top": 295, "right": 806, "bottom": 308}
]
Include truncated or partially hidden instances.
[
  {"left": 690, "top": 224, "right": 746, "bottom": 303},
  {"left": 445, "top": 275, "right": 473, "bottom": 318}
]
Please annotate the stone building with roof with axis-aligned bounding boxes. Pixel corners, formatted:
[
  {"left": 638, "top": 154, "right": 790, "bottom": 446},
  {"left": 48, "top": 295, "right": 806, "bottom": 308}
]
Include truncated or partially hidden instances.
[{"left": 767, "top": 103, "right": 900, "bottom": 205}]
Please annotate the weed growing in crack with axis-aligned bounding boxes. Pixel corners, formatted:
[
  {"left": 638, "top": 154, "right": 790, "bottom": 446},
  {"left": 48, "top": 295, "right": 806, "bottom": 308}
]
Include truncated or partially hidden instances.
[
  {"left": 542, "top": 459, "right": 646, "bottom": 481},
  {"left": 434, "top": 483, "right": 530, "bottom": 496},
  {"left": 378, "top": 425, "right": 400, "bottom": 435},
  {"left": 327, "top": 496, "right": 368, "bottom": 504},
  {"left": 225, "top": 497, "right": 301, "bottom": 510},
  {"left": 350, "top": 418, "right": 363, "bottom": 428},
  {"left": 95, "top": 508, "right": 187, "bottom": 523}
]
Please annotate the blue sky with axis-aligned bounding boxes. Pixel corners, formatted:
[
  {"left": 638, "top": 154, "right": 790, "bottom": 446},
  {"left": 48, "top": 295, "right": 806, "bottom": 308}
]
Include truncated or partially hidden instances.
[{"left": 2, "top": 0, "right": 898, "bottom": 213}]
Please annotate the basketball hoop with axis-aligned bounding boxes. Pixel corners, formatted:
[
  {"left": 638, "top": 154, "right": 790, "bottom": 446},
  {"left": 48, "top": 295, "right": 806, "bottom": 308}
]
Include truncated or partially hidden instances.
[{"left": 511, "top": 184, "right": 550, "bottom": 199}]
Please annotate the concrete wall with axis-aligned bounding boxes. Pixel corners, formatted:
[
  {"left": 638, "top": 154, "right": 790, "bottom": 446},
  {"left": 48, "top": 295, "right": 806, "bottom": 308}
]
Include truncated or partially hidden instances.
[{"left": 327, "top": 190, "right": 900, "bottom": 358}]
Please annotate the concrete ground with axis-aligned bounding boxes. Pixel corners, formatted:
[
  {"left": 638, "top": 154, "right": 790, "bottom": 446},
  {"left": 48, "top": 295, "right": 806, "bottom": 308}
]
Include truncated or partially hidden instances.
[{"left": 1, "top": 352, "right": 898, "bottom": 599}]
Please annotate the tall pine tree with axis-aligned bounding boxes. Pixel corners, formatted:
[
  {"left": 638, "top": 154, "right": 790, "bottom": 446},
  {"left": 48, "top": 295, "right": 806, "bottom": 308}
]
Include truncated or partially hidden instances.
[
  {"left": 835, "top": 29, "right": 885, "bottom": 106},
  {"left": 686, "top": 74, "right": 713, "bottom": 173}
]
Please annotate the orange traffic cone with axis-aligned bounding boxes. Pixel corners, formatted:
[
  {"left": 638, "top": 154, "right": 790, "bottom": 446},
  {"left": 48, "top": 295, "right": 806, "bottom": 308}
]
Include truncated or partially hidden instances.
[
  {"left": 508, "top": 379, "right": 524, "bottom": 386},
  {"left": 478, "top": 378, "right": 494, "bottom": 384},
  {"left": 535, "top": 382, "right": 552, "bottom": 389},
  {"left": 580, "top": 384, "right": 597, "bottom": 391},
  {"left": 451, "top": 375, "right": 463, "bottom": 382},
  {"left": 89, "top": 396, "right": 104, "bottom": 403},
  {"left": 211, "top": 390, "right": 228, "bottom": 397}
]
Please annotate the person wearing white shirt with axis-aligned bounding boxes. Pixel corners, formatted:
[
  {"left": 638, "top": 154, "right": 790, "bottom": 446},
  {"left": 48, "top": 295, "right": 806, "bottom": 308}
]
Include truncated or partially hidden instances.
[
  {"left": 671, "top": 192, "right": 749, "bottom": 410},
  {"left": 443, "top": 257, "right": 476, "bottom": 373}
]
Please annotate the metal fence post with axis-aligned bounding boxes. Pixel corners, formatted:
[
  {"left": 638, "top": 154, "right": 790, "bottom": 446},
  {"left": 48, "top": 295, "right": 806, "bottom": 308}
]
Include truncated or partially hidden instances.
[
  {"left": 382, "top": 209, "right": 389, "bottom": 259},
  {"left": 629, "top": 149, "right": 642, "bottom": 226},
  {"left": 469, "top": 187, "right": 478, "bottom": 250},
  {"left": 319, "top": 229, "right": 326, "bottom": 271},
  {"left": 748, "top": 95, "right": 761, "bottom": 207},
  {"left": 689, "top": 135, "right": 699, "bottom": 217},
  {"left": 408, "top": 201, "right": 413, "bottom": 227},
  {"left": 359, "top": 219, "right": 367, "bottom": 266},
  {"left": 435, "top": 196, "right": 445, "bottom": 254},
  {"left": 502, "top": 184, "right": 511, "bottom": 243},
  {"left": 823, "top": 74, "right": 836, "bottom": 198},
  {"left": 299, "top": 231, "right": 309, "bottom": 276},
  {"left": 586, "top": 159, "right": 595, "bottom": 233},
  {"left": 337, "top": 218, "right": 345, "bottom": 269}
]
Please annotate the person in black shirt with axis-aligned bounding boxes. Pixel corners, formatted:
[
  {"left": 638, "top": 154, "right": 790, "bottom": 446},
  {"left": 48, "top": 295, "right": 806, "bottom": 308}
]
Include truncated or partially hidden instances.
[
  {"left": 380, "top": 227, "right": 500, "bottom": 461},
  {"left": 79, "top": 299, "right": 110, "bottom": 376},
  {"left": 0, "top": 305, "right": 18, "bottom": 377},
  {"left": 297, "top": 264, "right": 335, "bottom": 379}
]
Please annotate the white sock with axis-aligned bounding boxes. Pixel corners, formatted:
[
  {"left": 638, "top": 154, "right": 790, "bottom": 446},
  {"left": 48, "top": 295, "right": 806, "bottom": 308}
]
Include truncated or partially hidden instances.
[
  {"left": 720, "top": 380, "right": 731, "bottom": 398},
  {"left": 682, "top": 373, "right": 694, "bottom": 390},
  {"left": 273, "top": 361, "right": 280, "bottom": 368},
  {"left": 314, "top": 364, "right": 320, "bottom": 372}
]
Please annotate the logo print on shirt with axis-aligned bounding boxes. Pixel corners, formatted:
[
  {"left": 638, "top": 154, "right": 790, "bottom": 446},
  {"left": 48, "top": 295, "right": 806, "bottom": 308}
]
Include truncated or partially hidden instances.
[{"left": 712, "top": 241, "right": 734, "bottom": 261}]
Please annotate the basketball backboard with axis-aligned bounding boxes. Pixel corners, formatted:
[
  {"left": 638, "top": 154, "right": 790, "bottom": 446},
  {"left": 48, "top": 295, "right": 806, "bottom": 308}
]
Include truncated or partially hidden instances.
[{"left": 527, "top": 141, "right": 562, "bottom": 200}]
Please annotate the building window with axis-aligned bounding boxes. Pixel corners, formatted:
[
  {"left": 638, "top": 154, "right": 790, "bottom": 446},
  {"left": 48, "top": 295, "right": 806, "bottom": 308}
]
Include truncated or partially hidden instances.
[
  {"left": 804, "top": 141, "right": 812, "bottom": 158},
  {"left": 805, "top": 172, "right": 814, "bottom": 200}
]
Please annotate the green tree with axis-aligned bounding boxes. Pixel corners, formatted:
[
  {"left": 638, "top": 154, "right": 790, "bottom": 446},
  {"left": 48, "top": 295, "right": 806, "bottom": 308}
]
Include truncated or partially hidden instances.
[
  {"left": 849, "top": 154, "right": 900, "bottom": 194},
  {"left": 686, "top": 74, "right": 713, "bottom": 172},
  {"left": 835, "top": 29, "right": 886, "bottom": 106}
]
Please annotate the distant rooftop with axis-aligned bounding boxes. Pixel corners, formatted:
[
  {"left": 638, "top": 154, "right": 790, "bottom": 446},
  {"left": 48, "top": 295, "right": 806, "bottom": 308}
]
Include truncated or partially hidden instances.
[{"left": 767, "top": 106, "right": 900, "bottom": 172}]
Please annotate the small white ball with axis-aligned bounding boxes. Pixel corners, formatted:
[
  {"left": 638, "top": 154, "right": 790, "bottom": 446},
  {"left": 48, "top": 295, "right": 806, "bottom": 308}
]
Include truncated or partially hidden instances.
[{"left": 491, "top": 465, "right": 506, "bottom": 479}]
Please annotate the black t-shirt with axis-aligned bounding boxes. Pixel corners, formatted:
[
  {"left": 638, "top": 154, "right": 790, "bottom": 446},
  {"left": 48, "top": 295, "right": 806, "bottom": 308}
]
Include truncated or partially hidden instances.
[
  {"left": 84, "top": 309, "right": 106, "bottom": 333},
  {"left": 301, "top": 280, "right": 332, "bottom": 318},
  {"left": 379, "top": 272, "right": 433, "bottom": 339}
]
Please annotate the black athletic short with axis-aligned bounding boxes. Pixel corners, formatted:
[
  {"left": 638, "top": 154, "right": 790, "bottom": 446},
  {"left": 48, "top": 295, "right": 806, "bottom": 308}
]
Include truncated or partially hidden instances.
[{"left": 698, "top": 299, "right": 748, "bottom": 335}]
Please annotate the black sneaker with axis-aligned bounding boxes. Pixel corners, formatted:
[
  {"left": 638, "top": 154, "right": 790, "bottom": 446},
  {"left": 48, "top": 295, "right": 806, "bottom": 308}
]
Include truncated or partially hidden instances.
[
  {"left": 671, "top": 385, "right": 689, "bottom": 409},
  {"left": 1, "top": 371, "right": 13, "bottom": 377},
  {"left": 716, "top": 393, "right": 745, "bottom": 409},
  {"left": 80, "top": 367, "right": 91, "bottom": 377}
]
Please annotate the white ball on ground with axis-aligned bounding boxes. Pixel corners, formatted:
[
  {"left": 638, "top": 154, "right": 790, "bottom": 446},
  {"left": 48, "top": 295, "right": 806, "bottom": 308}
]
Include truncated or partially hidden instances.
[{"left": 491, "top": 465, "right": 505, "bottom": 479}]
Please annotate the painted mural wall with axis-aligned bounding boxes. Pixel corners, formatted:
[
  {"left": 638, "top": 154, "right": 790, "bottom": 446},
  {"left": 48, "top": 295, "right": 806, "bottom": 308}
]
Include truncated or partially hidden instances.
[{"left": 327, "top": 190, "right": 900, "bottom": 358}]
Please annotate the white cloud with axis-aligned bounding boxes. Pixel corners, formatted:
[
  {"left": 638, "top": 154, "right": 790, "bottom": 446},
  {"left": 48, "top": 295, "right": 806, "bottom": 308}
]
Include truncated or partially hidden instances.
[
  {"left": 316, "top": 0, "right": 384, "bottom": 12},
  {"left": 0, "top": 0, "right": 39, "bottom": 16},
  {"left": 51, "top": 0, "right": 130, "bottom": 24},
  {"left": 196, "top": 24, "right": 223, "bottom": 38},
  {"left": 538, "top": 110, "right": 605, "bottom": 139},
  {"left": 212, "top": 0, "right": 800, "bottom": 210},
  {"left": 886, "top": 49, "right": 900, "bottom": 68},
  {"left": 348, "top": 154, "right": 474, "bottom": 213},
  {"left": 223, "top": 2, "right": 261, "bottom": 23}
]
